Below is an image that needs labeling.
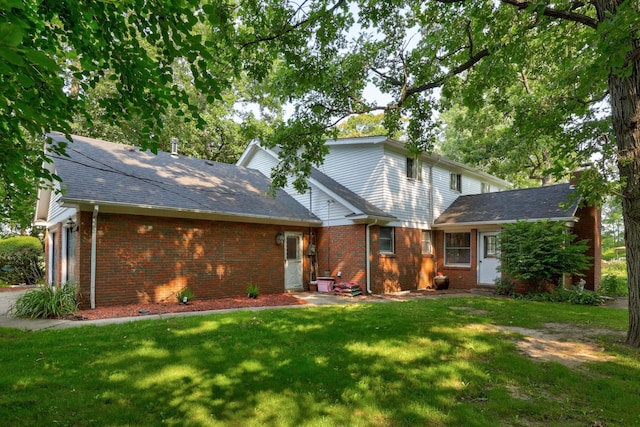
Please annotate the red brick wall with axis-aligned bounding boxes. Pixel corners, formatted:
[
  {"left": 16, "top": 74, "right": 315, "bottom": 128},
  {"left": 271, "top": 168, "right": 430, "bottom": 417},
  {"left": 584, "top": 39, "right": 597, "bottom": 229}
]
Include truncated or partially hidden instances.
[
  {"left": 368, "top": 226, "right": 434, "bottom": 293},
  {"left": 315, "top": 225, "right": 434, "bottom": 294},
  {"left": 75, "top": 212, "right": 311, "bottom": 307},
  {"left": 433, "top": 229, "right": 478, "bottom": 289},
  {"left": 573, "top": 204, "right": 602, "bottom": 291},
  {"left": 316, "top": 225, "right": 367, "bottom": 285}
]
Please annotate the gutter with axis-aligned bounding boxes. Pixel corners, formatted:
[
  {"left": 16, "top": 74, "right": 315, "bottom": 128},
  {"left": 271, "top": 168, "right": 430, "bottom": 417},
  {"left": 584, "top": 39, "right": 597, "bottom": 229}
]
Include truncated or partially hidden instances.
[
  {"left": 90, "top": 204, "right": 99, "bottom": 309},
  {"left": 365, "top": 219, "right": 378, "bottom": 294}
]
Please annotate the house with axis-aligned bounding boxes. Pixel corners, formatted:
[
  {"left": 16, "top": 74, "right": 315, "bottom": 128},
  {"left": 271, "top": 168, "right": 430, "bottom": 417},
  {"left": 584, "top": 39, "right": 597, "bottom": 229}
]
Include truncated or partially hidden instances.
[
  {"left": 35, "top": 134, "right": 601, "bottom": 308},
  {"left": 238, "top": 136, "right": 601, "bottom": 293},
  {"left": 34, "top": 133, "right": 321, "bottom": 308}
]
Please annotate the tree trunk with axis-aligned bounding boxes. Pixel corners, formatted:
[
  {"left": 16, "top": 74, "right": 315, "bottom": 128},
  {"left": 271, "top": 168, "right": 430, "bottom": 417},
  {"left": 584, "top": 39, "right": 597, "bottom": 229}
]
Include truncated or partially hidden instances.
[{"left": 598, "top": 1, "right": 640, "bottom": 346}]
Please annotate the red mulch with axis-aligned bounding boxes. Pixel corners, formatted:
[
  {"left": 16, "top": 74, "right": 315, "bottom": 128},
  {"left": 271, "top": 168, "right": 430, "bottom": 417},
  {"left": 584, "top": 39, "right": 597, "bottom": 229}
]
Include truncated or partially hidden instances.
[{"left": 74, "top": 293, "right": 309, "bottom": 320}]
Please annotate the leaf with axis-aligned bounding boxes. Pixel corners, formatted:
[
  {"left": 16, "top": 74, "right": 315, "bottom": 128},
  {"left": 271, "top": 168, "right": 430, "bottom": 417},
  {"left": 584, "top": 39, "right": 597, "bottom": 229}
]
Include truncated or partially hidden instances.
[
  {"left": 24, "top": 50, "right": 59, "bottom": 73},
  {"left": 0, "top": 23, "right": 24, "bottom": 47}
]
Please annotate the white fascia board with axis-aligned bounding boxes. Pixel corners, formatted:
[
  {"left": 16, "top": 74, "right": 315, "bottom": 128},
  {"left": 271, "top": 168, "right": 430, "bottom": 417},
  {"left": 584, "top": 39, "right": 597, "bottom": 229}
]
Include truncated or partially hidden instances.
[
  {"left": 432, "top": 216, "right": 579, "bottom": 229},
  {"left": 63, "top": 199, "right": 322, "bottom": 227},
  {"left": 236, "top": 140, "right": 263, "bottom": 167}
]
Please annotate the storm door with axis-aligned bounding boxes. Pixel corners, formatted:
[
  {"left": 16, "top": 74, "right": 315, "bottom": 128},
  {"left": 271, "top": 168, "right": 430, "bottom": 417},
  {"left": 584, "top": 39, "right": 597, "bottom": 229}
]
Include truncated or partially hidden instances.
[{"left": 284, "top": 232, "right": 303, "bottom": 291}]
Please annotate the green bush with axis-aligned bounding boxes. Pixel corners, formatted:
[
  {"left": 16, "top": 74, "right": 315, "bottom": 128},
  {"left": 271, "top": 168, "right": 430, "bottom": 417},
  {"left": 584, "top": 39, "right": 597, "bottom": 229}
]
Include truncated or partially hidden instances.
[
  {"left": 515, "top": 286, "right": 603, "bottom": 306},
  {"left": 498, "top": 220, "right": 591, "bottom": 291},
  {"left": 247, "top": 283, "right": 259, "bottom": 298},
  {"left": 176, "top": 287, "right": 195, "bottom": 303},
  {"left": 494, "top": 277, "right": 515, "bottom": 296},
  {"left": 10, "top": 284, "right": 79, "bottom": 318},
  {"left": 0, "top": 236, "right": 44, "bottom": 285},
  {"left": 599, "top": 274, "right": 628, "bottom": 297}
]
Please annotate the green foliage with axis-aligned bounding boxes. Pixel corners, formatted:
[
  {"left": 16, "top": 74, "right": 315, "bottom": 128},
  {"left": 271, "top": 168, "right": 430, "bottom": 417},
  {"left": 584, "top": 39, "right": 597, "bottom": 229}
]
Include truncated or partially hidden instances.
[
  {"left": 247, "top": 283, "right": 259, "bottom": 299},
  {"left": 1, "top": 1, "right": 226, "bottom": 225},
  {"left": 599, "top": 274, "right": 628, "bottom": 297},
  {"left": 494, "top": 277, "right": 515, "bottom": 296},
  {"left": 498, "top": 221, "right": 592, "bottom": 290},
  {"left": 10, "top": 284, "right": 79, "bottom": 318},
  {"left": 0, "top": 236, "right": 43, "bottom": 285},
  {"left": 516, "top": 287, "right": 604, "bottom": 306},
  {"left": 176, "top": 287, "right": 195, "bottom": 304}
]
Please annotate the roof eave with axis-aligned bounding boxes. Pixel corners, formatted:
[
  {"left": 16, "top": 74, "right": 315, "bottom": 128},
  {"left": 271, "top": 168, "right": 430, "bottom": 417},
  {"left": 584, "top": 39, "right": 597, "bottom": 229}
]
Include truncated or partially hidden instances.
[
  {"left": 62, "top": 198, "right": 322, "bottom": 227},
  {"left": 433, "top": 216, "right": 579, "bottom": 229}
]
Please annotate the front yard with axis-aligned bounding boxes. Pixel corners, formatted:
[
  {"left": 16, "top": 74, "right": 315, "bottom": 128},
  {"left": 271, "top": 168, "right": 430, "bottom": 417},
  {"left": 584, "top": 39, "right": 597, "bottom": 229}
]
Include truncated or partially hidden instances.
[{"left": 0, "top": 297, "right": 638, "bottom": 426}]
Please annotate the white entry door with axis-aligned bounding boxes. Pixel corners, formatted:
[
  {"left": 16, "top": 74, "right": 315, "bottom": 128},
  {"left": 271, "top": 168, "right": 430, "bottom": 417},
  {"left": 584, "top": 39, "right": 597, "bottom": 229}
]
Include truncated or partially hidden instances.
[
  {"left": 478, "top": 232, "right": 500, "bottom": 285},
  {"left": 284, "top": 232, "right": 303, "bottom": 291}
]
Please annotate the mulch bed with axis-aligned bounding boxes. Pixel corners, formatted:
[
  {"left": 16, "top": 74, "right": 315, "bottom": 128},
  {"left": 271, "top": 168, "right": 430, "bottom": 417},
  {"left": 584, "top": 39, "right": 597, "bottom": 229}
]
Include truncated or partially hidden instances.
[{"left": 74, "top": 293, "right": 309, "bottom": 320}]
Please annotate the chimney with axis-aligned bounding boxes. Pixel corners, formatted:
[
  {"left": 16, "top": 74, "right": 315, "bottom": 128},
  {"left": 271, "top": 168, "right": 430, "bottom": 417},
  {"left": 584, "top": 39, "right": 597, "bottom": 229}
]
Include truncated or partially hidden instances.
[{"left": 170, "top": 137, "right": 179, "bottom": 158}]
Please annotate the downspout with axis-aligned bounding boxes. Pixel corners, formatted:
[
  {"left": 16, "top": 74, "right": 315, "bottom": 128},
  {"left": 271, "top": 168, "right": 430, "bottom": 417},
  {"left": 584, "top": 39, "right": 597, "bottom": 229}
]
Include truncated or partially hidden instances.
[
  {"left": 90, "top": 204, "right": 99, "bottom": 309},
  {"left": 366, "top": 219, "right": 377, "bottom": 294}
]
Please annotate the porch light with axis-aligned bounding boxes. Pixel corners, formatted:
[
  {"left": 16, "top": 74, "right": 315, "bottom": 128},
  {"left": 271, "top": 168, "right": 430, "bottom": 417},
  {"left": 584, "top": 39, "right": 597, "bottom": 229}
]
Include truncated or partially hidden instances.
[{"left": 276, "top": 232, "right": 285, "bottom": 246}]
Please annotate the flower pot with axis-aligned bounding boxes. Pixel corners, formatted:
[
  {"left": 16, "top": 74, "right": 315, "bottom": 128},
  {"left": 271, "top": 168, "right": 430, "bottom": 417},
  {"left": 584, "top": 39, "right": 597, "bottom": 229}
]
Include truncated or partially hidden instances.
[
  {"left": 309, "top": 282, "right": 318, "bottom": 292},
  {"left": 434, "top": 275, "right": 449, "bottom": 290}
]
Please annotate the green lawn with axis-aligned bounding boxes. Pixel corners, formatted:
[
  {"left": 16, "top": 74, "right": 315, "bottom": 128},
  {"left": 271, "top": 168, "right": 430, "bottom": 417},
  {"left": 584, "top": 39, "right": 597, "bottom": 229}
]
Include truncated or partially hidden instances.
[{"left": 1, "top": 297, "right": 638, "bottom": 426}]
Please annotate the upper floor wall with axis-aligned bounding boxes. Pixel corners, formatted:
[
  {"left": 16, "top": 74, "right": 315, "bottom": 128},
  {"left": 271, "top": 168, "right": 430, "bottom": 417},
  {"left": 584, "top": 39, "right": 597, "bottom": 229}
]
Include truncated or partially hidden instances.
[{"left": 238, "top": 136, "right": 510, "bottom": 228}]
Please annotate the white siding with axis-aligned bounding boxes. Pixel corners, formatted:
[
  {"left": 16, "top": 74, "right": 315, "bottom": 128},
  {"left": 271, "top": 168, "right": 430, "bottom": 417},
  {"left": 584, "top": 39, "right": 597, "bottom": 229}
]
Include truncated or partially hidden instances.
[{"left": 47, "top": 182, "right": 66, "bottom": 223}]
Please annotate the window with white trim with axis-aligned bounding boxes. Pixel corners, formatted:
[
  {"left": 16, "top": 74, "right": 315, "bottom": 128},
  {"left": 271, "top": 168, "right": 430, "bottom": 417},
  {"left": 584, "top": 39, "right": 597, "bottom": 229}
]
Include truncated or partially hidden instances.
[
  {"left": 481, "top": 182, "right": 490, "bottom": 193},
  {"left": 445, "top": 232, "right": 471, "bottom": 266},
  {"left": 450, "top": 173, "right": 462, "bottom": 192},
  {"left": 380, "top": 227, "right": 394, "bottom": 253},
  {"left": 421, "top": 230, "right": 432, "bottom": 255},
  {"left": 406, "top": 157, "right": 420, "bottom": 180}
]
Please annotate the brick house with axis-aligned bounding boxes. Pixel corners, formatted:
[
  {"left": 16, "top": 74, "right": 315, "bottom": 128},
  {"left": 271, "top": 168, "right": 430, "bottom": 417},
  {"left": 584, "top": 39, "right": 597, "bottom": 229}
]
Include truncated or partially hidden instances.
[
  {"left": 238, "top": 136, "right": 601, "bottom": 294},
  {"left": 35, "top": 134, "right": 601, "bottom": 307},
  {"left": 34, "top": 134, "right": 321, "bottom": 308}
]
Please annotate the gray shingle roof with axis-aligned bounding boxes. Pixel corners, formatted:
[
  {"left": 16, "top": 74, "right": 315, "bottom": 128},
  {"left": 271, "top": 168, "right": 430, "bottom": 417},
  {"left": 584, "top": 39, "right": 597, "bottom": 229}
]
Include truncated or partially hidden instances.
[
  {"left": 310, "top": 168, "right": 396, "bottom": 220},
  {"left": 434, "top": 184, "right": 580, "bottom": 226},
  {"left": 48, "top": 133, "right": 320, "bottom": 224}
]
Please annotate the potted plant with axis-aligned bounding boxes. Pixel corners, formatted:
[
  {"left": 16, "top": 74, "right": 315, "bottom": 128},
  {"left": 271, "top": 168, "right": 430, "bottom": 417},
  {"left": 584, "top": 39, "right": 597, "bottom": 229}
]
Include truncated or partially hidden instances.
[{"left": 434, "top": 272, "right": 449, "bottom": 290}]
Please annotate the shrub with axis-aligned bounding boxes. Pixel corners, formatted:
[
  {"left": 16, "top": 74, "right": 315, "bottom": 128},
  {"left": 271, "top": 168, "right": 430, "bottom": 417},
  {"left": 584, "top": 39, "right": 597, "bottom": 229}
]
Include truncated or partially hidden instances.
[
  {"left": 247, "top": 283, "right": 259, "bottom": 298},
  {"left": 176, "top": 287, "right": 195, "bottom": 303},
  {"left": 494, "top": 277, "right": 515, "bottom": 296},
  {"left": 515, "top": 286, "right": 603, "bottom": 306},
  {"left": 10, "top": 284, "right": 79, "bottom": 318},
  {"left": 599, "top": 274, "right": 628, "bottom": 297},
  {"left": 498, "top": 220, "right": 591, "bottom": 291},
  {"left": 0, "top": 236, "right": 44, "bottom": 285}
]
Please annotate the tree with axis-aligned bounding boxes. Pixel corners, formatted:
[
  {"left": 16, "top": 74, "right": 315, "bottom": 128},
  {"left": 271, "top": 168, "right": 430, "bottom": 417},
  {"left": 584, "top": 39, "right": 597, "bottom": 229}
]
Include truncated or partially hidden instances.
[
  {"left": 247, "top": 1, "right": 640, "bottom": 346},
  {"left": 336, "top": 113, "right": 405, "bottom": 138},
  {"left": 1, "top": 0, "right": 227, "bottom": 223}
]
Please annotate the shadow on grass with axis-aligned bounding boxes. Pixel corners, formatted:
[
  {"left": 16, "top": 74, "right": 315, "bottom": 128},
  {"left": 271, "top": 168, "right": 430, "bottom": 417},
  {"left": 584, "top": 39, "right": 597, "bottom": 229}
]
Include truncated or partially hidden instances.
[{"left": 0, "top": 297, "right": 637, "bottom": 426}]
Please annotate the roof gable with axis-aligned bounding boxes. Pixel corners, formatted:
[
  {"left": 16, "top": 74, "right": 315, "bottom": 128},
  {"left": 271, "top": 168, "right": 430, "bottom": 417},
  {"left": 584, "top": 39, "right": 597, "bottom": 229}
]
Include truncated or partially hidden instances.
[
  {"left": 434, "top": 184, "right": 580, "bottom": 226},
  {"left": 46, "top": 133, "right": 320, "bottom": 225}
]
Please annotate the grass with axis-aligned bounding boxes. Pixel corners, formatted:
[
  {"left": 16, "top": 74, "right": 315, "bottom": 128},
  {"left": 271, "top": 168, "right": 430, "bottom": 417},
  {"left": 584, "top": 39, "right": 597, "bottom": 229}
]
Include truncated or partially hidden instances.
[{"left": 0, "top": 297, "right": 638, "bottom": 426}]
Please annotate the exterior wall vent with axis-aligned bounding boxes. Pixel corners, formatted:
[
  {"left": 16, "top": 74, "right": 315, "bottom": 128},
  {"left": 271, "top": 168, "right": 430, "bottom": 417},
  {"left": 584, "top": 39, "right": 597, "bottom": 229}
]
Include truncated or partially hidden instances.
[{"left": 170, "top": 137, "right": 179, "bottom": 158}]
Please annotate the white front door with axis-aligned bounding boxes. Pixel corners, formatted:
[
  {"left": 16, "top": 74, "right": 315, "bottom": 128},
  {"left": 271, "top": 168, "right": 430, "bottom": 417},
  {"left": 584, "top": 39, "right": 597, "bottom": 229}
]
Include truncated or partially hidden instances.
[
  {"left": 478, "top": 232, "right": 500, "bottom": 285},
  {"left": 284, "top": 232, "right": 303, "bottom": 291}
]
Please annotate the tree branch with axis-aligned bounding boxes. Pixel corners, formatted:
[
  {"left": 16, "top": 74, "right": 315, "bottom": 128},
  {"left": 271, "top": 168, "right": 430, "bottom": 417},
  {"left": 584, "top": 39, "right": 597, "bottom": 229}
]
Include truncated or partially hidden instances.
[
  {"left": 500, "top": 0, "right": 598, "bottom": 29},
  {"left": 240, "top": 0, "right": 345, "bottom": 49}
]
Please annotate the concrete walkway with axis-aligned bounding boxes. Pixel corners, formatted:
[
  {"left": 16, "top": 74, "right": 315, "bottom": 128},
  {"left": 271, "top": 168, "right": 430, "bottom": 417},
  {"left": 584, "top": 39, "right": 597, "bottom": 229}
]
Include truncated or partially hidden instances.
[{"left": 0, "top": 287, "right": 628, "bottom": 332}]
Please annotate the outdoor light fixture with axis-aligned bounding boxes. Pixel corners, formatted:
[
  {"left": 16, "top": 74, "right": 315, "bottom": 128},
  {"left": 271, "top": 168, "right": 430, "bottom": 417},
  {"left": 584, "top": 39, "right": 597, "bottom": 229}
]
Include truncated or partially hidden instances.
[
  {"left": 276, "top": 232, "right": 285, "bottom": 246},
  {"left": 67, "top": 217, "right": 77, "bottom": 231}
]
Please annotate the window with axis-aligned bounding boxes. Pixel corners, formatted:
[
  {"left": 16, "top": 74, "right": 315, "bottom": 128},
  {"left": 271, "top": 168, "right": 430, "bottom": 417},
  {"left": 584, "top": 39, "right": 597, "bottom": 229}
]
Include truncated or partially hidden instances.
[
  {"left": 481, "top": 182, "right": 490, "bottom": 193},
  {"left": 450, "top": 173, "right": 462, "bottom": 192},
  {"left": 484, "top": 235, "right": 497, "bottom": 258},
  {"left": 406, "top": 157, "right": 420, "bottom": 180},
  {"left": 445, "top": 232, "right": 471, "bottom": 265},
  {"left": 421, "top": 230, "right": 432, "bottom": 255},
  {"left": 380, "top": 227, "right": 394, "bottom": 253}
]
